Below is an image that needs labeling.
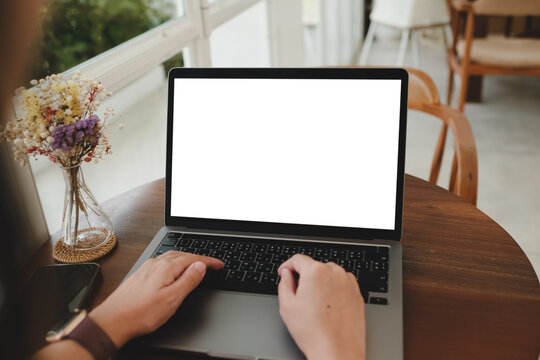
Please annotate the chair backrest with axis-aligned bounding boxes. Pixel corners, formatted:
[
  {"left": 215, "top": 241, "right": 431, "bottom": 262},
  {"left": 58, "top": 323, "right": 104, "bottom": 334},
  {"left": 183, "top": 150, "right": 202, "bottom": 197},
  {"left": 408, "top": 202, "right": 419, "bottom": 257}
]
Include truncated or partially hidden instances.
[
  {"left": 371, "top": 0, "right": 450, "bottom": 29},
  {"left": 406, "top": 68, "right": 478, "bottom": 205},
  {"left": 472, "top": 0, "right": 540, "bottom": 16}
]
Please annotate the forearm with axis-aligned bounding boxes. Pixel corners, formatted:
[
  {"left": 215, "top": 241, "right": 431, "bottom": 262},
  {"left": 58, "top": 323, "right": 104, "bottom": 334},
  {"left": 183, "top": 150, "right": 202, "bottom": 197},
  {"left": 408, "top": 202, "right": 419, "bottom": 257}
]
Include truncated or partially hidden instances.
[{"left": 31, "top": 340, "right": 94, "bottom": 360}]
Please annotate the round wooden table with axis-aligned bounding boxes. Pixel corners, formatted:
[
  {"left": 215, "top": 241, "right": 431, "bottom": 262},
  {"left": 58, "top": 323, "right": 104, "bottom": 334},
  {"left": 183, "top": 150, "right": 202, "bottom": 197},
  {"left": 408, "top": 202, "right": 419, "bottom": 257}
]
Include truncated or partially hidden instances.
[{"left": 32, "top": 174, "right": 540, "bottom": 359}]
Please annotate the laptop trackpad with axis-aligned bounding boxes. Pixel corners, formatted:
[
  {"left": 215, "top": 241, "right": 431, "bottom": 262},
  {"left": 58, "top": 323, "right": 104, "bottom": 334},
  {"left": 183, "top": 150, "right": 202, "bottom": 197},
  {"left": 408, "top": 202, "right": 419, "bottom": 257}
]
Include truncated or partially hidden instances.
[{"left": 137, "top": 288, "right": 304, "bottom": 360}]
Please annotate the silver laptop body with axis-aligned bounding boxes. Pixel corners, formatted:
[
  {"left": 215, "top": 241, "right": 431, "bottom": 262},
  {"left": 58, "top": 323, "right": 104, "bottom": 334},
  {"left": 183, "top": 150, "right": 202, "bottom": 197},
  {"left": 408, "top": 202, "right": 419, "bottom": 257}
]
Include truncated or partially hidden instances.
[{"left": 125, "top": 68, "right": 408, "bottom": 360}]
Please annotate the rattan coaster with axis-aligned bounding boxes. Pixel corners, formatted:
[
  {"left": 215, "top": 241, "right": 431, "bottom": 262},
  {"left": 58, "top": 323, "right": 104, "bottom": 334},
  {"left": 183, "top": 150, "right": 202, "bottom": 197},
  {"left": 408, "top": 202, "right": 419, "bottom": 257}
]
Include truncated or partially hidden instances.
[{"left": 53, "top": 232, "right": 117, "bottom": 263}]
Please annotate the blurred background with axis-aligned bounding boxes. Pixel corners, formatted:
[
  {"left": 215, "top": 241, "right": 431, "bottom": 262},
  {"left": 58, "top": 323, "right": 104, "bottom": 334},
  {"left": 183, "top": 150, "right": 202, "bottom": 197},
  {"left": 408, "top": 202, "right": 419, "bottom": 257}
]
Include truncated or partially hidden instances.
[{"left": 8, "top": 0, "right": 540, "bottom": 277}]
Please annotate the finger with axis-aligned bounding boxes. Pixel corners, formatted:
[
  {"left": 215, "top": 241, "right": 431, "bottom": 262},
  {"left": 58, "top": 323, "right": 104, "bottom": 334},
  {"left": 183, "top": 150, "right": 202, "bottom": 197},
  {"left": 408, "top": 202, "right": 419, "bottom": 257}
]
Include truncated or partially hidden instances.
[
  {"left": 171, "top": 253, "right": 223, "bottom": 274},
  {"left": 166, "top": 261, "right": 207, "bottom": 303},
  {"left": 277, "top": 268, "right": 296, "bottom": 303},
  {"left": 277, "top": 254, "right": 316, "bottom": 275},
  {"left": 158, "top": 252, "right": 223, "bottom": 280}
]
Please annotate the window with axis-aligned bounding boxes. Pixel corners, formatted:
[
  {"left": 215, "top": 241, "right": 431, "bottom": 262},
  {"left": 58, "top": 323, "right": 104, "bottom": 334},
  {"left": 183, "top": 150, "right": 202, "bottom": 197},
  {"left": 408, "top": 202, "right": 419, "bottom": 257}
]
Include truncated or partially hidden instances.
[{"left": 25, "top": 0, "right": 185, "bottom": 85}]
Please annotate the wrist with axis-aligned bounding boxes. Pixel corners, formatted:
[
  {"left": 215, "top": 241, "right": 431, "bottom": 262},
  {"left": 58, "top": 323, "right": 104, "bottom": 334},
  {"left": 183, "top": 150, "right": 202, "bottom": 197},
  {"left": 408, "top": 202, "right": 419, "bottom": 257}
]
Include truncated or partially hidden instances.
[{"left": 89, "top": 306, "right": 131, "bottom": 349}]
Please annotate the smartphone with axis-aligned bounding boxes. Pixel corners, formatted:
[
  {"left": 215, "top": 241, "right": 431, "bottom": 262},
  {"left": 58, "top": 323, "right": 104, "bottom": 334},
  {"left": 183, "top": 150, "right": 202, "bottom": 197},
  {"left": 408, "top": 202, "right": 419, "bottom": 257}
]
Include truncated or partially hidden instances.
[{"left": 17, "top": 263, "right": 101, "bottom": 356}]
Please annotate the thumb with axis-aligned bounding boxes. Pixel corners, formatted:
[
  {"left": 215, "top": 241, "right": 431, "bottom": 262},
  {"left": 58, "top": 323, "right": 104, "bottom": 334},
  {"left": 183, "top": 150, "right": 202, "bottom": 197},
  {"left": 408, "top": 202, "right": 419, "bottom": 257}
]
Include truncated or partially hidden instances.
[
  {"left": 278, "top": 268, "right": 296, "bottom": 303},
  {"left": 168, "top": 261, "right": 206, "bottom": 302}
]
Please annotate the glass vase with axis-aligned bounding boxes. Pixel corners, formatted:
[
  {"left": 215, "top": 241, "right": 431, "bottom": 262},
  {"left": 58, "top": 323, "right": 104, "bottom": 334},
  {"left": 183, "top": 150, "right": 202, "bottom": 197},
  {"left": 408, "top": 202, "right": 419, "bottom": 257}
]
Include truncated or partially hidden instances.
[{"left": 61, "top": 164, "right": 114, "bottom": 250}]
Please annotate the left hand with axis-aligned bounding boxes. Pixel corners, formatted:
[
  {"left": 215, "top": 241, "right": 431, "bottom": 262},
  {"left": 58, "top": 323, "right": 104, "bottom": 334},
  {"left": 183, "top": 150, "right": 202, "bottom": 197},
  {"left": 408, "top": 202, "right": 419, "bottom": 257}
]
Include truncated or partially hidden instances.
[{"left": 89, "top": 251, "right": 224, "bottom": 348}]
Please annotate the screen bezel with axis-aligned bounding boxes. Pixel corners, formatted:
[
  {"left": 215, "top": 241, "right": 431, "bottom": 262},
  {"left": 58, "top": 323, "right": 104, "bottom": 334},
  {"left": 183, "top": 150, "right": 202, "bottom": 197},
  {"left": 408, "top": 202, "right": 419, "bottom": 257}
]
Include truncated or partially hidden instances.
[{"left": 165, "top": 68, "right": 408, "bottom": 241}]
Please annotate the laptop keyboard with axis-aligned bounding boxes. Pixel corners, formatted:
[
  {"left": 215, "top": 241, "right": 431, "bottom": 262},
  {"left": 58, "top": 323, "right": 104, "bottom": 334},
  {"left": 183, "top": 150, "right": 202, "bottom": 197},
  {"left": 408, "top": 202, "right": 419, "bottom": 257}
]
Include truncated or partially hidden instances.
[{"left": 153, "top": 232, "right": 390, "bottom": 305}]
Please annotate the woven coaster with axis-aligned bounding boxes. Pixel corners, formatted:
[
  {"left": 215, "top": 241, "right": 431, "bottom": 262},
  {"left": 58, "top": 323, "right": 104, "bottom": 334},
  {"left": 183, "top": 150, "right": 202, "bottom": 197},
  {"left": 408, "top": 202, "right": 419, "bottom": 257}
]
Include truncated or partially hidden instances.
[{"left": 53, "top": 232, "right": 117, "bottom": 263}]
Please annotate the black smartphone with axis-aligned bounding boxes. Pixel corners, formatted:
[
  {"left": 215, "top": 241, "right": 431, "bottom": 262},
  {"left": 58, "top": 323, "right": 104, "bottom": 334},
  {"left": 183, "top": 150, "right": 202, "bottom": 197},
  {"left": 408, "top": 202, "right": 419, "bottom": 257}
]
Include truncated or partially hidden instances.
[{"left": 17, "top": 263, "right": 101, "bottom": 356}]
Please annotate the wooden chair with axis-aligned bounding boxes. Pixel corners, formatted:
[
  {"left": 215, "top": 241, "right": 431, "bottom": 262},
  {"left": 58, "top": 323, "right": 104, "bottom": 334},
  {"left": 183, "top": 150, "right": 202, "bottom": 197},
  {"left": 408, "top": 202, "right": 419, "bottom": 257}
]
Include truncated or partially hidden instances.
[
  {"left": 407, "top": 68, "right": 478, "bottom": 204},
  {"left": 344, "top": 66, "right": 478, "bottom": 204},
  {"left": 447, "top": 0, "right": 540, "bottom": 112},
  {"left": 435, "top": 0, "right": 540, "bottom": 204}
]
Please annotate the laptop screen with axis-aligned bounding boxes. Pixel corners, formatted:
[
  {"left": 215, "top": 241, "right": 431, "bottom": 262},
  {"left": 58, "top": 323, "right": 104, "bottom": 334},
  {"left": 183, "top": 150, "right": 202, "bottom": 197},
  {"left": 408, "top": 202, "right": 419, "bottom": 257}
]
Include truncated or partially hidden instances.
[{"left": 168, "top": 71, "right": 405, "bottom": 238}]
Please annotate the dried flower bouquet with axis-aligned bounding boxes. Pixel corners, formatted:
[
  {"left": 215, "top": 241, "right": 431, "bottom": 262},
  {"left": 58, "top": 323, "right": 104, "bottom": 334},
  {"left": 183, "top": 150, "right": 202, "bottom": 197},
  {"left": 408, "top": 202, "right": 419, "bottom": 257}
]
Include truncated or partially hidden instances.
[{"left": 1, "top": 71, "right": 120, "bottom": 254}]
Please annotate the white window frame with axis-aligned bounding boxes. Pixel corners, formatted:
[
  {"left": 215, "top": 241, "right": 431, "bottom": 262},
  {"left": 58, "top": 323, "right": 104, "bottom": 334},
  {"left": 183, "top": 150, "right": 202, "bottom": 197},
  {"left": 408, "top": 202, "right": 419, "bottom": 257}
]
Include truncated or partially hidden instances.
[{"left": 62, "top": 0, "right": 308, "bottom": 91}]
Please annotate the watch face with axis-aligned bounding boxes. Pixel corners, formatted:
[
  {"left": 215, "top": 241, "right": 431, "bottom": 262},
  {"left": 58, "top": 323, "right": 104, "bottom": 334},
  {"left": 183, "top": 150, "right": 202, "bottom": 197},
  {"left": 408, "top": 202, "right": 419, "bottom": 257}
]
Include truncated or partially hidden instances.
[{"left": 46, "top": 311, "right": 80, "bottom": 338}]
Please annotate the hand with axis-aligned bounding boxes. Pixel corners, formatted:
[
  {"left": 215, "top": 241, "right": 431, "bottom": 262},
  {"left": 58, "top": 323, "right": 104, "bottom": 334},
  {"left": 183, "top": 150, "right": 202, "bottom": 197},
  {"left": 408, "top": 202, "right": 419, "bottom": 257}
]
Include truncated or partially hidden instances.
[
  {"left": 277, "top": 255, "right": 366, "bottom": 360},
  {"left": 89, "top": 251, "right": 224, "bottom": 348}
]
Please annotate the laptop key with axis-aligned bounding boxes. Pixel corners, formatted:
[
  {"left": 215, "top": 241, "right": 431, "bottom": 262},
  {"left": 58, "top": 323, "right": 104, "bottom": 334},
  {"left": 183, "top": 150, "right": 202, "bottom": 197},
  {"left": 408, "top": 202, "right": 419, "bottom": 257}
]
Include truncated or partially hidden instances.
[
  {"left": 272, "top": 254, "right": 289, "bottom": 265},
  {"left": 224, "top": 251, "right": 241, "bottom": 261},
  {"left": 210, "top": 249, "right": 226, "bottom": 259},
  {"left": 256, "top": 263, "right": 274, "bottom": 273},
  {"left": 252, "top": 244, "right": 268, "bottom": 253},
  {"left": 267, "top": 245, "right": 283, "bottom": 254},
  {"left": 331, "top": 249, "right": 347, "bottom": 259},
  {"left": 299, "top": 247, "right": 314, "bottom": 256},
  {"left": 359, "top": 281, "right": 388, "bottom": 293},
  {"left": 240, "top": 262, "right": 257, "bottom": 272},
  {"left": 224, "top": 260, "right": 241, "bottom": 270},
  {"left": 221, "top": 242, "right": 237, "bottom": 251},
  {"left": 206, "top": 240, "right": 222, "bottom": 250},
  {"left": 236, "top": 243, "right": 252, "bottom": 252},
  {"left": 177, "top": 238, "right": 193, "bottom": 247},
  {"left": 356, "top": 260, "right": 370, "bottom": 271},
  {"left": 359, "top": 246, "right": 378, "bottom": 253},
  {"left": 283, "top": 246, "right": 299, "bottom": 255},
  {"left": 244, "top": 272, "right": 262, "bottom": 282},
  {"left": 228, "top": 270, "right": 246, "bottom": 281},
  {"left": 240, "top": 252, "right": 257, "bottom": 262},
  {"left": 373, "top": 261, "right": 388, "bottom": 271},
  {"left": 315, "top": 248, "right": 330, "bottom": 257},
  {"left": 357, "top": 270, "right": 388, "bottom": 282},
  {"left": 370, "top": 297, "right": 388, "bottom": 305},
  {"left": 347, "top": 250, "right": 363, "bottom": 260},
  {"left": 256, "top": 253, "right": 273, "bottom": 263},
  {"left": 195, "top": 248, "right": 211, "bottom": 256},
  {"left": 338, "top": 259, "right": 356, "bottom": 272},
  {"left": 191, "top": 240, "right": 207, "bottom": 248},
  {"left": 365, "top": 252, "right": 383, "bottom": 261},
  {"left": 162, "top": 237, "right": 178, "bottom": 247},
  {"left": 261, "top": 273, "right": 278, "bottom": 284},
  {"left": 182, "top": 247, "right": 196, "bottom": 254}
]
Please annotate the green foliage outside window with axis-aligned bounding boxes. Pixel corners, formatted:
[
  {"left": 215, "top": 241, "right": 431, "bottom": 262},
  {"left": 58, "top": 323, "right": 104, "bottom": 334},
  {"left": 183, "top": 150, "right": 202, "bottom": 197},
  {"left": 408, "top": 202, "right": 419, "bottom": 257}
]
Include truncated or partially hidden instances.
[{"left": 27, "top": 0, "right": 183, "bottom": 84}]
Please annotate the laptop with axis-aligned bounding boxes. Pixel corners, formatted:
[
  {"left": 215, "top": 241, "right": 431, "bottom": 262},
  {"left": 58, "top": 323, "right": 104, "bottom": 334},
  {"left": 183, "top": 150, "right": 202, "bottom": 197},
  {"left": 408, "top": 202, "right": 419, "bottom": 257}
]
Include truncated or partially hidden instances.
[{"left": 125, "top": 67, "right": 408, "bottom": 360}]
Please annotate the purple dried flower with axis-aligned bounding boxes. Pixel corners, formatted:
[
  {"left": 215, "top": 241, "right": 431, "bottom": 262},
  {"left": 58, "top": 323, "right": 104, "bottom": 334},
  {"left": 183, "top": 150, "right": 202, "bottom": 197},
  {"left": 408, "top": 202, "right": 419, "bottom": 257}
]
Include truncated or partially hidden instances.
[{"left": 50, "top": 116, "right": 100, "bottom": 152}]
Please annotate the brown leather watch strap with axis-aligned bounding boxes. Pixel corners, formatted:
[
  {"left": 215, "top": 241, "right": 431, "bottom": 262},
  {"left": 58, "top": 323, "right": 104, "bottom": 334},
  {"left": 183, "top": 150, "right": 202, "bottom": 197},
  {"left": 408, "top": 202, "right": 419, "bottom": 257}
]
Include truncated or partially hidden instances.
[{"left": 65, "top": 313, "right": 116, "bottom": 360}]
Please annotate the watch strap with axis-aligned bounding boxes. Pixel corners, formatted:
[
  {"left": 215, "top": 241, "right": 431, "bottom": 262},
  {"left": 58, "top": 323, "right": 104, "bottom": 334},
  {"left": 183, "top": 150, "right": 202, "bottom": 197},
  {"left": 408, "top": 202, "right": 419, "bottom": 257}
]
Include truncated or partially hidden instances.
[{"left": 65, "top": 313, "right": 116, "bottom": 360}]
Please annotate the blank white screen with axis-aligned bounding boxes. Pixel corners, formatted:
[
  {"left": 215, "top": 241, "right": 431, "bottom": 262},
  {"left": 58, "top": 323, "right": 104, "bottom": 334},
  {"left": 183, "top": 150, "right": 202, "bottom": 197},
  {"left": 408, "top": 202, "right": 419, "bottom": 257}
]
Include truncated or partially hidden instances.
[{"left": 171, "top": 78, "right": 401, "bottom": 230}]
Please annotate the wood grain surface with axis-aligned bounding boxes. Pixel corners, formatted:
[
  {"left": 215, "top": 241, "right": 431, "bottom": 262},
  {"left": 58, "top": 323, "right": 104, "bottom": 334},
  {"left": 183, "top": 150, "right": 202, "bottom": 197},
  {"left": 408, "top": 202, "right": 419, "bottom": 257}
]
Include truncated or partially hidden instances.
[{"left": 24, "top": 175, "right": 540, "bottom": 359}]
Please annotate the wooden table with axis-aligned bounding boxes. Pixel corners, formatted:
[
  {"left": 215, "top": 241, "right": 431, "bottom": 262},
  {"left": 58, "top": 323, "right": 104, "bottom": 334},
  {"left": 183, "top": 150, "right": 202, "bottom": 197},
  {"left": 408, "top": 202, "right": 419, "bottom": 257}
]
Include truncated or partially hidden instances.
[{"left": 28, "top": 175, "right": 540, "bottom": 359}]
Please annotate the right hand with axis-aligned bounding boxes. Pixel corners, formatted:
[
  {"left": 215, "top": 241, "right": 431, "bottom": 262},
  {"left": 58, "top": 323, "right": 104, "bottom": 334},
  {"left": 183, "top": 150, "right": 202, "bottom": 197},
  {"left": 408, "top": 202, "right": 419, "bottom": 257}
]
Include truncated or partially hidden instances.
[{"left": 277, "top": 254, "right": 366, "bottom": 360}]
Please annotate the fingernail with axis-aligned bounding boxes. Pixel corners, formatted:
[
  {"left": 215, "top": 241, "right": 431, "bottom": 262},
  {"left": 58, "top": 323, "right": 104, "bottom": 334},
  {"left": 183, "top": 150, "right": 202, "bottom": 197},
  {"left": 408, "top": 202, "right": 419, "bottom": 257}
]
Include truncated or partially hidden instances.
[{"left": 190, "top": 261, "right": 206, "bottom": 275}]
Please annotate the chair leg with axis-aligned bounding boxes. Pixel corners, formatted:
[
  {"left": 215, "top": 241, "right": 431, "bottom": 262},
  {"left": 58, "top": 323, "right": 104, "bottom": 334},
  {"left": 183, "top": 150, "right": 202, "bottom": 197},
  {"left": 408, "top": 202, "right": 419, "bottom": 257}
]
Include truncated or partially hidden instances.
[
  {"left": 359, "top": 22, "right": 377, "bottom": 65},
  {"left": 397, "top": 29, "right": 410, "bottom": 66},
  {"left": 457, "top": 72, "right": 469, "bottom": 112},
  {"left": 447, "top": 68, "right": 454, "bottom": 105},
  {"left": 430, "top": 124, "right": 448, "bottom": 184},
  {"left": 449, "top": 152, "right": 458, "bottom": 193},
  {"left": 411, "top": 30, "right": 420, "bottom": 68}
]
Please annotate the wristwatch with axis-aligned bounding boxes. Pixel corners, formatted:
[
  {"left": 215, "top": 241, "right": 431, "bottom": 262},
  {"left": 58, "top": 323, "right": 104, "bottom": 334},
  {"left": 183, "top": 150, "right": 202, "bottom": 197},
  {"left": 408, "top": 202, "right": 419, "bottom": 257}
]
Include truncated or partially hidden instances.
[{"left": 46, "top": 309, "right": 116, "bottom": 360}]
